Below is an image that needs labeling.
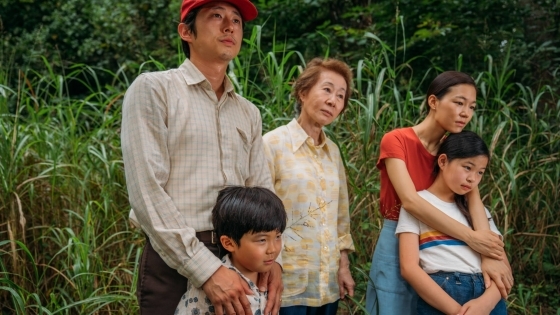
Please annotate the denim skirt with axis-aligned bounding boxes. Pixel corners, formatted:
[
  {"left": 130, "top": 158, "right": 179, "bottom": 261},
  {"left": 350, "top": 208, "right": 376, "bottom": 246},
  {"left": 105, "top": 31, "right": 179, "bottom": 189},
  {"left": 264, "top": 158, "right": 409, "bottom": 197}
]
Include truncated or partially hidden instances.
[{"left": 365, "top": 219, "right": 418, "bottom": 315}]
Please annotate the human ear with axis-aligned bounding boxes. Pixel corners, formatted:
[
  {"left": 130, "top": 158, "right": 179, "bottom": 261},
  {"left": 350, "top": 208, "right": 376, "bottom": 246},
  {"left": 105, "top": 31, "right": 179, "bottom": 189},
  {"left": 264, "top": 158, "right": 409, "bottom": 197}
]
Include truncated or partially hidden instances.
[
  {"left": 427, "top": 95, "right": 438, "bottom": 110},
  {"left": 178, "top": 23, "right": 193, "bottom": 42},
  {"left": 298, "top": 90, "right": 309, "bottom": 106},
  {"left": 437, "top": 154, "right": 448, "bottom": 168},
  {"left": 220, "top": 235, "right": 236, "bottom": 252}
]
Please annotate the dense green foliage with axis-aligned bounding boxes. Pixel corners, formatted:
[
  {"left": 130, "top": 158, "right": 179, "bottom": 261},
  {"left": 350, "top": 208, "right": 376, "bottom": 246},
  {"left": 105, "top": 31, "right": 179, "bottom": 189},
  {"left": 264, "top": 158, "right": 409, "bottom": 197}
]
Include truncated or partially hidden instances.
[
  {"left": 1, "top": 0, "right": 560, "bottom": 314},
  {"left": 1, "top": 0, "right": 179, "bottom": 88},
  {"left": 1, "top": 23, "right": 560, "bottom": 313},
  {"left": 2, "top": 0, "right": 559, "bottom": 91}
]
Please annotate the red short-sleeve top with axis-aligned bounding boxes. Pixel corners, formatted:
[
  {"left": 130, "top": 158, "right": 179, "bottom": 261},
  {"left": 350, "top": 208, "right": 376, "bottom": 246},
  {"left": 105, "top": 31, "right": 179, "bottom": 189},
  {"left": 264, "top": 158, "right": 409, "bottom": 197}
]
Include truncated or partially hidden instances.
[{"left": 377, "top": 127, "right": 436, "bottom": 220}]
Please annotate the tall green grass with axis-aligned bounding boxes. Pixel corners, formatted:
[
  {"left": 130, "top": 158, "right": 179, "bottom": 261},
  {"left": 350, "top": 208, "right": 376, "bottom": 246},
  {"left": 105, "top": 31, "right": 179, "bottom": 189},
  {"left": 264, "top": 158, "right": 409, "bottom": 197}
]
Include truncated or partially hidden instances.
[
  {"left": 1, "top": 26, "right": 559, "bottom": 314},
  {"left": 0, "top": 60, "right": 142, "bottom": 314}
]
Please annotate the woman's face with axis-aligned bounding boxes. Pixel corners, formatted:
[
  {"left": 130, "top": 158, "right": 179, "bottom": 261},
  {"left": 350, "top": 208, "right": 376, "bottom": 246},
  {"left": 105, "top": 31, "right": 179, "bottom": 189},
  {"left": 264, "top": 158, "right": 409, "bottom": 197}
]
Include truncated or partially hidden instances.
[
  {"left": 299, "top": 70, "right": 347, "bottom": 127},
  {"left": 429, "top": 84, "right": 477, "bottom": 133}
]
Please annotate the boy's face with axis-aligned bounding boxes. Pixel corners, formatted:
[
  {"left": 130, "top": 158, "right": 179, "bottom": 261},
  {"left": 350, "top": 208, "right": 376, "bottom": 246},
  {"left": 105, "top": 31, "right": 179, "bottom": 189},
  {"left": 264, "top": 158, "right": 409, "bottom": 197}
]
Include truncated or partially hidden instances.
[{"left": 226, "top": 230, "right": 282, "bottom": 279}]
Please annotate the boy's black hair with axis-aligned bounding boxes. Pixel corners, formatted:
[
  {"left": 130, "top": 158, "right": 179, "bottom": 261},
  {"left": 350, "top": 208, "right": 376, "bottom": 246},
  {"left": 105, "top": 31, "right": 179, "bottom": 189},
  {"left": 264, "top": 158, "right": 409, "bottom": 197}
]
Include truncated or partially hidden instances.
[{"left": 212, "top": 186, "right": 287, "bottom": 254}]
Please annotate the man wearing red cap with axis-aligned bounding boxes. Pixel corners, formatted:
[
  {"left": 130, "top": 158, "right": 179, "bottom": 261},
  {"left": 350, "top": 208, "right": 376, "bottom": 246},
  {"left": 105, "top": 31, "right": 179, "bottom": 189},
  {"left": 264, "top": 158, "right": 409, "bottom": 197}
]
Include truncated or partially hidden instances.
[{"left": 121, "top": 1, "right": 282, "bottom": 315}]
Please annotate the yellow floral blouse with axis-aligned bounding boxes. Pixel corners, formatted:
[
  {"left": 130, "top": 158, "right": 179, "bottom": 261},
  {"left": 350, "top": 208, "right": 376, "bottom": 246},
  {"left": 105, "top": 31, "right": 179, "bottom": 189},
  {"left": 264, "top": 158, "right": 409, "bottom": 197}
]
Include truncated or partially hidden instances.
[{"left": 263, "top": 119, "right": 355, "bottom": 307}]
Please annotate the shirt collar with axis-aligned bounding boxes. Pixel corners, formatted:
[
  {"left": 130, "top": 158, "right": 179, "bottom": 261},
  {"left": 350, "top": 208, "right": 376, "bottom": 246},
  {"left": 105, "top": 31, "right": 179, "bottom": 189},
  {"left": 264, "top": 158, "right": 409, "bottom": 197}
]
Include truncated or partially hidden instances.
[
  {"left": 287, "top": 119, "right": 330, "bottom": 156},
  {"left": 179, "top": 58, "right": 235, "bottom": 94},
  {"left": 222, "top": 255, "right": 258, "bottom": 290}
]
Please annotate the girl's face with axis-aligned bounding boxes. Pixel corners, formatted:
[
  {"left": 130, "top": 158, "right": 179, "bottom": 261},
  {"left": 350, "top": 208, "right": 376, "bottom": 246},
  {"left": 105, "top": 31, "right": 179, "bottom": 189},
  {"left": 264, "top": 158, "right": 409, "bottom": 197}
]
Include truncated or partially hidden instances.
[
  {"left": 439, "top": 154, "right": 489, "bottom": 197},
  {"left": 428, "top": 84, "right": 477, "bottom": 133}
]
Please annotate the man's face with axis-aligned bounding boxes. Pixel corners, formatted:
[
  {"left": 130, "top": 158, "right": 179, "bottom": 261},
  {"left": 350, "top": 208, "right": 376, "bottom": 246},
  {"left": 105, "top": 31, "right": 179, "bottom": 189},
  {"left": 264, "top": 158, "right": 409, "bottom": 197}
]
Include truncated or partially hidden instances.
[{"left": 182, "top": 2, "right": 244, "bottom": 63}]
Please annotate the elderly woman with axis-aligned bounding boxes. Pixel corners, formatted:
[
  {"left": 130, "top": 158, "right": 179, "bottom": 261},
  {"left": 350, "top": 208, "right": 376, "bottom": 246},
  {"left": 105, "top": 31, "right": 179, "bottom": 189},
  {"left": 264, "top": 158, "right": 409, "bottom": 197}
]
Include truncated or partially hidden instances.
[{"left": 263, "top": 58, "right": 355, "bottom": 315}]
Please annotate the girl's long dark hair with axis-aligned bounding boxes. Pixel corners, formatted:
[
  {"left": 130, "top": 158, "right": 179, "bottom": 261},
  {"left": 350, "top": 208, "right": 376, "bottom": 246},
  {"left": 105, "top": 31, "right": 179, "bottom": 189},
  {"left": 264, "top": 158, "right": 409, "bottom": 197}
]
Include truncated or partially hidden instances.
[{"left": 432, "top": 131, "right": 490, "bottom": 226}]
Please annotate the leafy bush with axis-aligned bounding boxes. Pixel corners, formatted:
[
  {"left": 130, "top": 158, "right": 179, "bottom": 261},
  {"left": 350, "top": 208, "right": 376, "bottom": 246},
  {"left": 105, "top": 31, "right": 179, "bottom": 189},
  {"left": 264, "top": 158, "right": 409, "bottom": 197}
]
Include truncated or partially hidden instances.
[
  {"left": 1, "top": 24, "right": 559, "bottom": 314},
  {"left": 252, "top": 0, "right": 560, "bottom": 93},
  {"left": 1, "top": 0, "right": 179, "bottom": 82},
  {"left": 3, "top": 0, "right": 559, "bottom": 96}
]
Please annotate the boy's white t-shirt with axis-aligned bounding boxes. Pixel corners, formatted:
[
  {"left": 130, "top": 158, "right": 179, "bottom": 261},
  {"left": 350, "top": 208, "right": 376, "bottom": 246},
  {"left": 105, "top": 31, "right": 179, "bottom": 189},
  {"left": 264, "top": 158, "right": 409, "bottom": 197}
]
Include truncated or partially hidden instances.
[{"left": 396, "top": 190, "right": 502, "bottom": 274}]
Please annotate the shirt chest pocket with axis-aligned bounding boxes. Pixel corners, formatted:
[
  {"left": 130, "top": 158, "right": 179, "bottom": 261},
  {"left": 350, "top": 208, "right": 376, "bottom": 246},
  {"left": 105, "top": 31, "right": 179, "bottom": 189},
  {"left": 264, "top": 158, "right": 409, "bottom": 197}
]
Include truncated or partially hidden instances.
[{"left": 235, "top": 127, "right": 251, "bottom": 178}]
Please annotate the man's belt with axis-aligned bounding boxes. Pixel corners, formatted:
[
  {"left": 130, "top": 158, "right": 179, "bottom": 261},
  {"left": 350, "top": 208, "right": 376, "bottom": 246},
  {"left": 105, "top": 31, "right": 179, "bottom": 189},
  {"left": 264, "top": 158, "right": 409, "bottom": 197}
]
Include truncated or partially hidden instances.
[{"left": 196, "top": 230, "right": 217, "bottom": 244}]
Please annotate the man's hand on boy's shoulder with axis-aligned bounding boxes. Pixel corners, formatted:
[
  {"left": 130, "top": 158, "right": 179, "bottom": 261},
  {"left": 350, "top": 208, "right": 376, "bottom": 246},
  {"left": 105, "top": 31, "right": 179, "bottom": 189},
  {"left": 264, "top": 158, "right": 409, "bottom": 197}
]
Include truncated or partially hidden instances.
[
  {"left": 202, "top": 266, "right": 253, "bottom": 315},
  {"left": 258, "top": 262, "right": 283, "bottom": 315}
]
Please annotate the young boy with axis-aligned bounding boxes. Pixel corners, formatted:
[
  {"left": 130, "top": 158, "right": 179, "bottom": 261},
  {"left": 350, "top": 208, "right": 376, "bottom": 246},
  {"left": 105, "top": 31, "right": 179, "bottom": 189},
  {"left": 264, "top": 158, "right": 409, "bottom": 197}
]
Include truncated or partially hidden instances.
[{"left": 175, "top": 186, "right": 287, "bottom": 315}]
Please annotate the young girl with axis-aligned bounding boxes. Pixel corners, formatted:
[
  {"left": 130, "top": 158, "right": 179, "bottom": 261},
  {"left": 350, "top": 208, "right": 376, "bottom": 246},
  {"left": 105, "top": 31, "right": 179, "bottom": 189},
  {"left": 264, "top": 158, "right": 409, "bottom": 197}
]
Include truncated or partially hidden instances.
[{"left": 397, "top": 131, "right": 507, "bottom": 315}]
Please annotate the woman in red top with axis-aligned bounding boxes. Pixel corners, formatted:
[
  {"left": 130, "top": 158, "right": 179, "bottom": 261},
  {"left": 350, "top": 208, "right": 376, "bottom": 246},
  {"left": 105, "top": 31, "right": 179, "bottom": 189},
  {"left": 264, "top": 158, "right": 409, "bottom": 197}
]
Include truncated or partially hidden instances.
[{"left": 365, "top": 71, "right": 513, "bottom": 315}]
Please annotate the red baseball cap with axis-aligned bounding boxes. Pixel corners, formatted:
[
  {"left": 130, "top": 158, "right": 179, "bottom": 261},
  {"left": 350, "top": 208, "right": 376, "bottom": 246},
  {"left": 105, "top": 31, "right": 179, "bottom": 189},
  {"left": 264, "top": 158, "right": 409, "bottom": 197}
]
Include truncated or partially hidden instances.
[{"left": 181, "top": 0, "right": 258, "bottom": 22}]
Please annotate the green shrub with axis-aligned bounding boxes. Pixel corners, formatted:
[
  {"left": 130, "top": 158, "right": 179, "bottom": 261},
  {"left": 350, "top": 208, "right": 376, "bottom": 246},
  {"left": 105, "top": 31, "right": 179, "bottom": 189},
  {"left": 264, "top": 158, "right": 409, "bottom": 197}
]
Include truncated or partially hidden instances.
[{"left": 1, "top": 23, "right": 559, "bottom": 314}]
